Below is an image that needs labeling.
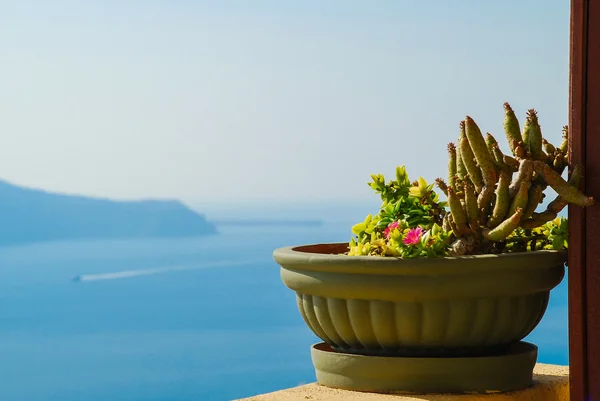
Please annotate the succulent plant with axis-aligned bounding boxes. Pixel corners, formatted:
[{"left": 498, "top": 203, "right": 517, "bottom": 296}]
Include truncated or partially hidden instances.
[
  {"left": 438, "top": 103, "right": 593, "bottom": 255},
  {"left": 348, "top": 168, "right": 451, "bottom": 257},
  {"left": 348, "top": 103, "right": 595, "bottom": 257}
]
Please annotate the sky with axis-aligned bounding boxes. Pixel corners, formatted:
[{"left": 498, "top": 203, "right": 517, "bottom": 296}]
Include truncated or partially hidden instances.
[{"left": 0, "top": 0, "right": 571, "bottom": 203}]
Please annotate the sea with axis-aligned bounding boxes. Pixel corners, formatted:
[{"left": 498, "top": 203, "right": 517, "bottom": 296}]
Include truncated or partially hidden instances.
[{"left": 0, "top": 202, "right": 569, "bottom": 401}]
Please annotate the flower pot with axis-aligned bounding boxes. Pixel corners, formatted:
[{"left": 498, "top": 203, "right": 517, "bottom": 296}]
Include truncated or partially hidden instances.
[{"left": 273, "top": 243, "right": 565, "bottom": 357}]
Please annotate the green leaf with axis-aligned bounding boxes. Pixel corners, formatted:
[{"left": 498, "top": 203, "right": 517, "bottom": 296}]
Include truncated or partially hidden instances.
[
  {"left": 552, "top": 236, "right": 564, "bottom": 250},
  {"left": 351, "top": 222, "right": 367, "bottom": 235}
]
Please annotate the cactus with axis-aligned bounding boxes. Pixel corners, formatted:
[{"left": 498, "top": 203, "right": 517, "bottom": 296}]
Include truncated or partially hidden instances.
[
  {"left": 437, "top": 103, "right": 594, "bottom": 255},
  {"left": 503, "top": 102, "right": 522, "bottom": 155},
  {"left": 447, "top": 143, "right": 458, "bottom": 191}
]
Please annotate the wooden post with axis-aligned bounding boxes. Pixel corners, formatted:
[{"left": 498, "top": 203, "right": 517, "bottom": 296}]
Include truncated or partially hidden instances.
[{"left": 569, "top": 0, "right": 600, "bottom": 399}]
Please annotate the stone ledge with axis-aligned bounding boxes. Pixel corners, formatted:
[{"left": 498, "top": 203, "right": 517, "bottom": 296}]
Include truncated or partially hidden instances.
[{"left": 237, "top": 364, "right": 568, "bottom": 401}]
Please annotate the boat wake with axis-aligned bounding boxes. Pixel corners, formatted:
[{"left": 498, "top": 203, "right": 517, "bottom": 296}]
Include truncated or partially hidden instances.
[{"left": 72, "top": 260, "right": 254, "bottom": 282}]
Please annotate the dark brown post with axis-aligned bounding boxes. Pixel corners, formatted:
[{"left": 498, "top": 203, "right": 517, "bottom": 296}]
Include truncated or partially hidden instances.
[{"left": 569, "top": 0, "right": 600, "bottom": 400}]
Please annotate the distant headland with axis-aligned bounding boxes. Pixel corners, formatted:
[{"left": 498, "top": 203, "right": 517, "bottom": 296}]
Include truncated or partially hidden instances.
[
  {"left": 210, "top": 219, "right": 323, "bottom": 227},
  {"left": 0, "top": 179, "right": 217, "bottom": 245}
]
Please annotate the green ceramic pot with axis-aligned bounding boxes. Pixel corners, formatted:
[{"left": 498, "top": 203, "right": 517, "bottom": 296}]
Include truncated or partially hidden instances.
[{"left": 273, "top": 243, "right": 565, "bottom": 357}]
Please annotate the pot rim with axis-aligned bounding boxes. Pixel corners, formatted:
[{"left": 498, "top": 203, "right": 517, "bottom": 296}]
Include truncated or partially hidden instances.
[{"left": 273, "top": 242, "right": 567, "bottom": 275}]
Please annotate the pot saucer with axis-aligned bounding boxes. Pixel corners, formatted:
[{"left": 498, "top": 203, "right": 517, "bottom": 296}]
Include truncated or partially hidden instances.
[{"left": 311, "top": 341, "right": 537, "bottom": 394}]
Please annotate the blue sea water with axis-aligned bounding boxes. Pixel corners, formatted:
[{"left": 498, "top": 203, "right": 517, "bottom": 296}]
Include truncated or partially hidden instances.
[{"left": 0, "top": 222, "right": 568, "bottom": 401}]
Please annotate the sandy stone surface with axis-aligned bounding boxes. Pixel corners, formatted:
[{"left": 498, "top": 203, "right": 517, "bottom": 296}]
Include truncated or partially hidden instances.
[{"left": 236, "top": 364, "right": 569, "bottom": 401}]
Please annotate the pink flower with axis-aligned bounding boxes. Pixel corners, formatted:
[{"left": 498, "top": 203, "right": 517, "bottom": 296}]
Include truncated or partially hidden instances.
[
  {"left": 403, "top": 227, "right": 424, "bottom": 246},
  {"left": 383, "top": 221, "right": 400, "bottom": 238}
]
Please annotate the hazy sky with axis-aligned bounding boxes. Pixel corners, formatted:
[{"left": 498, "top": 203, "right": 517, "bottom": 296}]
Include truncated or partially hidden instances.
[{"left": 0, "top": 0, "right": 570, "bottom": 202}]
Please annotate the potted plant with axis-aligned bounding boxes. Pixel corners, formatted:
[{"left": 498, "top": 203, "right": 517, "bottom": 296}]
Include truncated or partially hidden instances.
[{"left": 273, "top": 103, "right": 594, "bottom": 394}]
